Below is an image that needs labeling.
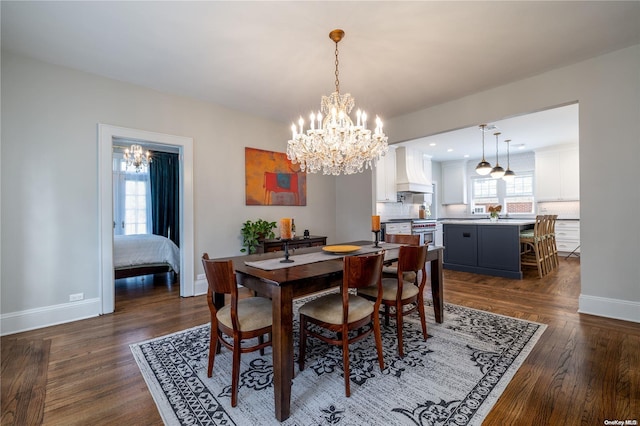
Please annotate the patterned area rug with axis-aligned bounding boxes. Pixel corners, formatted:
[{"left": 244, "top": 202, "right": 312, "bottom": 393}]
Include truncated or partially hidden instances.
[{"left": 131, "top": 297, "right": 545, "bottom": 425}]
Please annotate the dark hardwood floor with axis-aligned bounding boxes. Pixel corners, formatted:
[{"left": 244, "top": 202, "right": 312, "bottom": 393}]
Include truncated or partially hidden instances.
[{"left": 2, "top": 259, "right": 638, "bottom": 425}]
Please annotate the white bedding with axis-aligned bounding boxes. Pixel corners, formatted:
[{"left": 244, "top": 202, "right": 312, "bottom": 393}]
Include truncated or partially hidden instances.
[{"left": 114, "top": 234, "right": 180, "bottom": 273}]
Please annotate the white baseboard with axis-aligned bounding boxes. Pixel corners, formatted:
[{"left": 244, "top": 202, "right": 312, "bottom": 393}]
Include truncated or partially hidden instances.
[
  {"left": 194, "top": 278, "right": 208, "bottom": 296},
  {"left": 1, "top": 298, "right": 101, "bottom": 336},
  {"left": 578, "top": 294, "right": 640, "bottom": 323}
]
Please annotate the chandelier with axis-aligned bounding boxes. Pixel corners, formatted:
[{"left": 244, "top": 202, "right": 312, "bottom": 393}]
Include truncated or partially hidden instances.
[
  {"left": 286, "top": 29, "right": 388, "bottom": 175},
  {"left": 124, "top": 144, "right": 151, "bottom": 172}
]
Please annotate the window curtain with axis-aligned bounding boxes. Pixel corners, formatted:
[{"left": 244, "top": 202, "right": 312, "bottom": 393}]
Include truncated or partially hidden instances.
[{"left": 149, "top": 151, "right": 180, "bottom": 247}]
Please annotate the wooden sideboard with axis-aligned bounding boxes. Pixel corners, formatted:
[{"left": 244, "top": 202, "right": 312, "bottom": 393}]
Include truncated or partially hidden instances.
[{"left": 259, "top": 236, "right": 327, "bottom": 253}]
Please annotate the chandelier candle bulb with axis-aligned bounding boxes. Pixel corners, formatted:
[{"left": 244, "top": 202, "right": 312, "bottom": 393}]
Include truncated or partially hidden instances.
[
  {"left": 372, "top": 215, "right": 381, "bottom": 231},
  {"left": 280, "top": 218, "right": 292, "bottom": 240}
]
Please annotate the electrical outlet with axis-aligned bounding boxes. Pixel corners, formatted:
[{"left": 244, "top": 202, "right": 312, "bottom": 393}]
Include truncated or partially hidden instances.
[
  {"left": 69, "top": 293, "right": 84, "bottom": 302},
  {"left": 197, "top": 274, "right": 205, "bottom": 280}
]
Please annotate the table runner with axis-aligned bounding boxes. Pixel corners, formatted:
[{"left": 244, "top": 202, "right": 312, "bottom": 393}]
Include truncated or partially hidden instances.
[{"left": 244, "top": 243, "right": 403, "bottom": 270}]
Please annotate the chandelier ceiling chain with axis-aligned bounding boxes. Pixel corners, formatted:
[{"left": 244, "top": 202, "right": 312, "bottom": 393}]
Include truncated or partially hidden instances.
[{"left": 286, "top": 29, "right": 388, "bottom": 176}]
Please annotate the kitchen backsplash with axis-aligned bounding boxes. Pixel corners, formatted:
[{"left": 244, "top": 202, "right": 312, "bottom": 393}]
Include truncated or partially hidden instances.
[
  {"left": 537, "top": 201, "right": 580, "bottom": 219},
  {"left": 376, "top": 202, "right": 427, "bottom": 220}
]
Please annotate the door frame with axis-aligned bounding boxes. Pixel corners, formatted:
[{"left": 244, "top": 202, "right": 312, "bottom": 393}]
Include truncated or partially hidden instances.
[{"left": 98, "top": 124, "right": 194, "bottom": 314}]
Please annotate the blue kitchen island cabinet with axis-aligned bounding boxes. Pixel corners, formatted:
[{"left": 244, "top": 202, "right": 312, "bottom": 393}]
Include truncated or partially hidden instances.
[{"left": 443, "top": 220, "right": 535, "bottom": 279}]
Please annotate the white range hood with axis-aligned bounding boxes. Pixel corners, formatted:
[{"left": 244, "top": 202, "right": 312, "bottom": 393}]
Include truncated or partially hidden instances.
[{"left": 396, "top": 146, "right": 433, "bottom": 193}]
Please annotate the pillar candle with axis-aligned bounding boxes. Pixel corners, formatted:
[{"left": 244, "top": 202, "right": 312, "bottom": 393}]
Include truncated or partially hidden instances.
[
  {"left": 280, "top": 218, "right": 292, "bottom": 239},
  {"left": 372, "top": 215, "right": 381, "bottom": 231}
]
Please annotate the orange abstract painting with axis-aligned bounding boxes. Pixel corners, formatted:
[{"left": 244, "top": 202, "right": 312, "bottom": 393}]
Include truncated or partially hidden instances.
[{"left": 245, "top": 147, "right": 307, "bottom": 206}]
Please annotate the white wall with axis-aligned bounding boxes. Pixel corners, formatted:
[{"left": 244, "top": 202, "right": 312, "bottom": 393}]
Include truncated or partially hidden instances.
[
  {"left": 0, "top": 52, "right": 339, "bottom": 333},
  {"left": 387, "top": 45, "right": 640, "bottom": 323}
]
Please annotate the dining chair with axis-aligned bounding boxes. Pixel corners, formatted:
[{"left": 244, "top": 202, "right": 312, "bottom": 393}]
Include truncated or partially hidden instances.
[
  {"left": 298, "top": 252, "right": 385, "bottom": 397},
  {"left": 382, "top": 233, "right": 421, "bottom": 283},
  {"left": 358, "top": 244, "right": 428, "bottom": 357},
  {"left": 201, "top": 253, "right": 273, "bottom": 407}
]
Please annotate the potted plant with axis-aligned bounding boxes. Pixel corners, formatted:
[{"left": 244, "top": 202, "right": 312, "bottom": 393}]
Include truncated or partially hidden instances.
[{"left": 240, "top": 219, "right": 277, "bottom": 253}]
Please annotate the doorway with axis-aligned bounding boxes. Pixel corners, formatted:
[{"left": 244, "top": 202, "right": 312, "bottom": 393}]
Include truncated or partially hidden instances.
[{"left": 98, "top": 124, "right": 194, "bottom": 314}]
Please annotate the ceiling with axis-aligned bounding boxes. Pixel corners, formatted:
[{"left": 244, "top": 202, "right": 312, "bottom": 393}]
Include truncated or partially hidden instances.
[{"left": 2, "top": 1, "right": 639, "bottom": 160}]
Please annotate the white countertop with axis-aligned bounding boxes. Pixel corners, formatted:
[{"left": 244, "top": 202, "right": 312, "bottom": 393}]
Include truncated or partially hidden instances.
[{"left": 441, "top": 219, "right": 535, "bottom": 226}]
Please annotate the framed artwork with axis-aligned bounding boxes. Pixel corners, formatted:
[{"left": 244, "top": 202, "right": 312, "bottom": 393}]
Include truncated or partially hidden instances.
[{"left": 245, "top": 147, "right": 307, "bottom": 206}]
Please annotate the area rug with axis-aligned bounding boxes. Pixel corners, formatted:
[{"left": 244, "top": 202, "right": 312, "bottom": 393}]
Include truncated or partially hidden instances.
[{"left": 130, "top": 297, "right": 545, "bottom": 425}]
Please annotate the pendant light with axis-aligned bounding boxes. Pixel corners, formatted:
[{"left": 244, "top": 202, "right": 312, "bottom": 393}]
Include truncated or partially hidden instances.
[
  {"left": 490, "top": 132, "right": 505, "bottom": 178},
  {"left": 475, "top": 124, "right": 492, "bottom": 175},
  {"left": 502, "top": 139, "right": 516, "bottom": 181}
]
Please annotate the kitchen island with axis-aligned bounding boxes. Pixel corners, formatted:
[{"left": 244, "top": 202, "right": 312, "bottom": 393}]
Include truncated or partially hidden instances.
[{"left": 442, "top": 219, "right": 534, "bottom": 279}]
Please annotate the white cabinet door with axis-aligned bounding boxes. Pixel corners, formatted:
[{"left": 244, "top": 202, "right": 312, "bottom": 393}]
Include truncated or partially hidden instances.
[
  {"left": 535, "top": 146, "right": 579, "bottom": 201},
  {"left": 375, "top": 147, "right": 397, "bottom": 202},
  {"left": 442, "top": 161, "right": 467, "bottom": 205}
]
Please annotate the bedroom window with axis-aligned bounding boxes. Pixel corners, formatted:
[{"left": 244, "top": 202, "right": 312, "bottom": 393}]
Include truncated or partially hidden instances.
[{"left": 113, "top": 156, "right": 153, "bottom": 235}]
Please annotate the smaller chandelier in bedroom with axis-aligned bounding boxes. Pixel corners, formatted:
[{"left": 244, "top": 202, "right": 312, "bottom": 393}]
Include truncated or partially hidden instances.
[
  {"left": 124, "top": 144, "right": 151, "bottom": 172},
  {"left": 286, "top": 29, "right": 388, "bottom": 176}
]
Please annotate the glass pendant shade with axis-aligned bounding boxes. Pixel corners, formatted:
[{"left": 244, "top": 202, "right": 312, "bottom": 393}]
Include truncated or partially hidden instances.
[
  {"left": 475, "top": 124, "right": 492, "bottom": 175},
  {"left": 502, "top": 169, "right": 516, "bottom": 181},
  {"left": 476, "top": 160, "right": 492, "bottom": 175}
]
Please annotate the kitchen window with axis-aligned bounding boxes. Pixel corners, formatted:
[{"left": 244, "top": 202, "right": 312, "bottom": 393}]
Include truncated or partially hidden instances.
[{"left": 471, "top": 172, "right": 534, "bottom": 215}]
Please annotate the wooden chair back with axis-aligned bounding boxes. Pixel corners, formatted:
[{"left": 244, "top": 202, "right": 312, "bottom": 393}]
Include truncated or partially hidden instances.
[
  {"left": 385, "top": 233, "right": 420, "bottom": 245},
  {"left": 344, "top": 252, "right": 384, "bottom": 291},
  {"left": 202, "top": 254, "right": 237, "bottom": 296},
  {"left": 397, "top": 244, "right": 428, "bottom": 277}
]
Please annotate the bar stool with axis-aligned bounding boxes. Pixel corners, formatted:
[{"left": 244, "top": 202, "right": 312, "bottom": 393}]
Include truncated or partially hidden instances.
[{"left": 521, "top": 215, "right": 546, "bottom": 278}]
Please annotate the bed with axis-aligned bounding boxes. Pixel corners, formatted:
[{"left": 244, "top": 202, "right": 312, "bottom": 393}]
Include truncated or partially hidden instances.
[{"left": 114, "top": 234, "right": 180, "bottom": 279}]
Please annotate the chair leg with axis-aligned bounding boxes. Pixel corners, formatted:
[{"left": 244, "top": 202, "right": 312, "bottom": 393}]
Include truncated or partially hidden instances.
[
  {"left": 342, "top": 330, "right": 351, "bottom": 397},
  {"left": 258, "top": 334, "right": 265, "bottom": 356},
  {"left": 534, "top": 241, "right": 544, "bottom": 278},
  {"left": 231, "top": 337, "right": 241, "bottom": 407},
  {"left": 384, "top": 305, "right": 390, "bottom": 326},
  {"left": 298, "top": 315, "right": 307, "bottom": 371},
  {"left": 417, "top": 295, "right": 428, "bottom": 341},
  {"left": 396, "top": 300, "right": 404, "bottom": 357},
  {"left": 208, "top": 327, "right": 218, "bottom": 377},
  {"left": 372, "top": 313, "right": 384, "bottom": 371}
]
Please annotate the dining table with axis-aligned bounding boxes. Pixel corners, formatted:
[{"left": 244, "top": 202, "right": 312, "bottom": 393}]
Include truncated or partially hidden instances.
[{"left": 213, "top": 240, "right": 444, "bottom": 421}]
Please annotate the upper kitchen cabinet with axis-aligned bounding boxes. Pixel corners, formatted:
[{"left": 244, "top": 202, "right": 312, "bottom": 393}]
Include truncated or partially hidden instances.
[
  {"left": 442, "top": 160, "right": 468, "bottom": 205},
  {"left": 375, "top": 146, "right": 397, "bottom": 202},
  {"left": 535, "top": 145, "right": 579, "bottom": 201}
]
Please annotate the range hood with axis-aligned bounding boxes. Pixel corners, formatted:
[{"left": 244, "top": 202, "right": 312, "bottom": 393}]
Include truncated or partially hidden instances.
[{"left": 395, "top": 146, "right": 433, "bottom": 193}]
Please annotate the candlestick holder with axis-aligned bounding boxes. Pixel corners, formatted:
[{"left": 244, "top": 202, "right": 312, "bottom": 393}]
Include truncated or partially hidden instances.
[
  {"left": 280, "top": 239, "right": 294, "bottom": 263},
  {"left": 372, "top": 230, "right": 381, "bottom": 248}
]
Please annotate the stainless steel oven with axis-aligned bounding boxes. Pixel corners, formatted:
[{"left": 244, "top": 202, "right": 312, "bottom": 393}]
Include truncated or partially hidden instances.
[{"left": 411, "top": 220, "right": 437, "bottom": 246}]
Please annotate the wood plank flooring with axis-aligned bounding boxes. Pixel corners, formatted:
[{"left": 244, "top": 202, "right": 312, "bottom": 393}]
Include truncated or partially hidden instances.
[{"left": 1, "top": 259, "right": 638, "bottom": 425}]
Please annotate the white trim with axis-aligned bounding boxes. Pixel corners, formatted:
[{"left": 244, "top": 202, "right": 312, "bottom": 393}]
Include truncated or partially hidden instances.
[
  {"left": 194, "top": 278, "right": 208, "bottom": 296},
  {"left": 1, "top": 299, "right": 101, "bottom": 336},
  {"left": 578, "top": 294, "right": 640, "bottom": 323},
  {"left": 98, "top": 124, "right": 195, "bottom": 314}
]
